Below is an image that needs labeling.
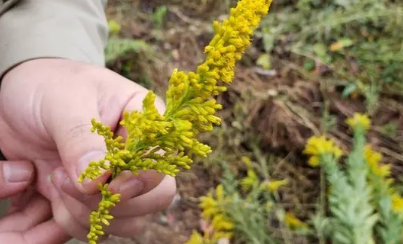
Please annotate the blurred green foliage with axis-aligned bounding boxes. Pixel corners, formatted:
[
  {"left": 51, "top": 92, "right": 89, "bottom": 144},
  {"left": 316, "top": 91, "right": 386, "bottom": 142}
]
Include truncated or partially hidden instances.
[{"left": 257, "top": 0, "right": 403, "bottom": 112}]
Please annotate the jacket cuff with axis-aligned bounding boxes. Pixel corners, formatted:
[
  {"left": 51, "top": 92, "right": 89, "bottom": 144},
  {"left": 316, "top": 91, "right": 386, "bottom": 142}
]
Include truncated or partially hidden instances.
[{"left": 0, "top": 0, "right": 108, "bottom": 78}]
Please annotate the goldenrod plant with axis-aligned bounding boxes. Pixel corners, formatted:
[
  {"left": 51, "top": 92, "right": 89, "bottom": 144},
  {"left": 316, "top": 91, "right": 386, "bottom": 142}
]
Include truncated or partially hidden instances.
[
  {"left": 185, "top": 157, "right": 295, "bottom": 244},
  {"left": 78, "top": 1, "right": 274, "bottom": 243},
  {"left": 186, "top": 184, "right": 234, "bottom": 244},
  {"left": 307, "top": 113, "right": 403, "bottom": 244},
  {"left": 365, "top": 145, "right": 403, "bottom": 244}
]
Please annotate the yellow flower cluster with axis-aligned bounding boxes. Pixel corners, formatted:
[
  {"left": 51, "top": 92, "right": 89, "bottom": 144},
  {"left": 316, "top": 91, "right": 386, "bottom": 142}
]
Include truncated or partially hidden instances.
[
  {"left": 240, "top": 156, "right": 288, "bottom": 193},
  {"left": 79, "top": 0, "right": 274, "bottom": 243},
  {"left": 392, "top": 194, "right": 403, "bottom": 216},
  {"left": 263, "top": 179, "right": 289, "bottom": 192},
  {"left": 240, "top": 168, "right": 258, "bottom": 191},
  {"left": 346, "top": 113, "right": 371, "bottom": 131},
  {"left": 365, "top": 145, "right": 403, "bottom": 217},
  {"left": 198, "top": 184, "right": 234, "bottom": 242},
  {"left": 364, "top": 145, "right": 391, "bottom": 178},
  {"left": 284, "top": 212, "right": 308, "bottom": 229},
  {"left": 303, "top": 136, "right": 343, "bottom": 167},
  {"left": 87, "top": 184, "right": 120, "bottom": 244}
]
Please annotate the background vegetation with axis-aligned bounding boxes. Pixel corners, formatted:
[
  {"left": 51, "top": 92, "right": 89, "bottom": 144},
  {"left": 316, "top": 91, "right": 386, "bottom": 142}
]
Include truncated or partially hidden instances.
[{"left": 89, "top": 0, "right": 403, "bottom": 243}]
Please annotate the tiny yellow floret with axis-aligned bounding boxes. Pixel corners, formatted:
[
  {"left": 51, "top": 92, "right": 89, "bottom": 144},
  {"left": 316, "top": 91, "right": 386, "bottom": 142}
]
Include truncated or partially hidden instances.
[
  {"left": 346, "top": 113, "right": 371, "bottom": 131},
  {"left": 303, "top": 136, "right": 343, "bottom": 167},
  {"left": 263, "top": 179, "right": 289, "bottom": 192},
  {"left": 364, "top": 145, "right": 391, "bottom": 178},
  {"left": 284, "top": 212, "right": 308, "bottom": 229},
  {"left": 240, "top": 169, "right": 259, "bottom": 191}
]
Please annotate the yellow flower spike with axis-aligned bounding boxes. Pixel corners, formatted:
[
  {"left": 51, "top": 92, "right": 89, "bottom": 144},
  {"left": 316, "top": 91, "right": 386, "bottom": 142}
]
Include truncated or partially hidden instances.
[
  {"left": 215, "top": 184, "right": 225, "bottom": 201},
  {"left": 364, "top": 145, "right": 391, "bottom": 178},
  {"left": 346, "top": 113, "right": 371, "bottom": 131},
  {"left": 198, "top": 185, "right": 234, "bottom": 243},
  {"left": 392, "top": 194, "right": 403, "bottom": 216},
  {"left": 240, "top": 169, "right": 258, "bottom": 192},
  {"left": 81, "top": 0, "right": 274, "bottom": 243}
]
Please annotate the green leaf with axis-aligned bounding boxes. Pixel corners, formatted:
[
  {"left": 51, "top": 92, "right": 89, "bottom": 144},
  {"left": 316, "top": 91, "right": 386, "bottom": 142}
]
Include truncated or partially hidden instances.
[
  {"left": 379, "top": 122, "right": 398, "bottom": 137},
  {"left": 104, "top": 38, "right": 149, "bottom": 63},
  {"left": 341, "top": 83, "right": 357, "bottom": 98},
  {"left": 329, "top": 38, "right": 354, "bottom": 52},
  {"left": 313, "top": 43, "right": 328, "bottom": 58},
  {"left": 303, "top": 59, "right": 315, "bottom": 70},
  {"left": 152, "top": 6, "right": 168, "bottom": 30}
]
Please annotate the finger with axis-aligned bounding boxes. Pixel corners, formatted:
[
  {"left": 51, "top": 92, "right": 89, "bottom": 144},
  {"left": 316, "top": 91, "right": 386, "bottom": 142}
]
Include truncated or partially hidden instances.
[
  {"left": 0, "top": 161, "right": 34, "bottom": 199},
  {"left": 55, "top": 180, "right": 150, "bottom": 239},
  {"left": 53, "top": 171, "right": 151, "bottom": 239},
  {"left": 0, "top": 219, "right": 71, "bottom": 244},
  {"left": 42, "top": 83, "right": 110, "bottom": 194},
  {"left": 62, "top": 165, "right": 167, "bottom": 205},
  {"left": 57, "top": 169, "right": 150, "bottom": 210},
  {"left": 0, "top": 194, "right": 51, "bottom": 232},
  {"left": 51, "top": 169, "right": 168, "bottom": 239},
  {"left": 5, "top": 189, "right": 36, "bottom": 216},
  {"left": 50, "top": 197, "right": 90, "bottom": 242},
  {"left": 110, "top": 175, "right": 176, "bottom": 218},
  {"left": 51, "top": 168, "right": 95, "bottom": 227},
  {"left": 9, "top": 187, "right": 36, "bottom": 209},
  {"left": 107, "top": 170, "right": 148, "bottom": 201},
  {"left": 42, "top": 70, "right": 152, "bottom": 195},
  {"left": 47, "top": 175, "right": 89, "bottom": 242},
  {"left": 53, "top": 168, "right": 175, "bottom": 218},
  {"left": 104, "top": 214, "right": 151, "bottom": 238},
  {"left": 52, "top": 168, "right": 101, "bottom": 210},
  {"left": 57, "top": 92, "right": 167, "bottom": 202}
]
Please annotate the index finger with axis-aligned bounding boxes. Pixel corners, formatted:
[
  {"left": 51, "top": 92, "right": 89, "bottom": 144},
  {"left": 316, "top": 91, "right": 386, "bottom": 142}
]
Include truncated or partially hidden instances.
[{"left": 0, "top": 220, "right": 70, "bottom": 244}]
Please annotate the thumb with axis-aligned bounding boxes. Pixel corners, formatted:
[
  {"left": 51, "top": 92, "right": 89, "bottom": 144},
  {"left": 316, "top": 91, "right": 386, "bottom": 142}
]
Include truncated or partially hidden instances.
[
  {"left": 0, "top": 161, "right": 34, "bottom": 199},
  {"left": 43, "top": 91, "right": 110, "bottom": 194}
]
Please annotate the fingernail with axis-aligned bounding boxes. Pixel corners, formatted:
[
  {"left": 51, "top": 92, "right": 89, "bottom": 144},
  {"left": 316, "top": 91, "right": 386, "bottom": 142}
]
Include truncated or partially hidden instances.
[
  {"left": 61, "top": 175, "right": 75, "bottom": 192},
  {"left": 60, "top": 173, "right": 95, "bottom": 202},
  {"left": 47, "top": 172, "right": 62, "bottom": 199},
  {"left": 77, "top": 151, "right": 106, "bottom": 181},
  {"left": 119, "top": 179, "right": 144, "bottom": 199},
  {"left": 50, "top": 169, "right": 68, "bottom": 189},
  {"left": 2, "top": 161, "right": 33, "bottom": 183}
]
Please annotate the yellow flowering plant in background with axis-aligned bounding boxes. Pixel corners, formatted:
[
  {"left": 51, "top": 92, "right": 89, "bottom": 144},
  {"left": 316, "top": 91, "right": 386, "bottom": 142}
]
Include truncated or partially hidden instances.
[
  {"left": 365, "top": 144, "right": 403, "bottom": 244},
  {"left": 78, "top": 0, "right": 274, "bottom": 243},
  {"left": 185, "top": 156, "right": 293, "bottom": 244},
  {"left": 184, "top": 112, "right": 403, "bottom": 244},
  {"left": 307, "top": 113, "right": 403, "bottom": 244},
  {"left": 186, "top": 184, "right": 235, "bottom": 244}
]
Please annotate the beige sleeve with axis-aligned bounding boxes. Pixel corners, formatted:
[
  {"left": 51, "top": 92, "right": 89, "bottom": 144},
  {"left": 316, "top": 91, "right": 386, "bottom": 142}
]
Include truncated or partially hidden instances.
[{"left": 0, "top": 0, "right": 109, "bottom": 78}]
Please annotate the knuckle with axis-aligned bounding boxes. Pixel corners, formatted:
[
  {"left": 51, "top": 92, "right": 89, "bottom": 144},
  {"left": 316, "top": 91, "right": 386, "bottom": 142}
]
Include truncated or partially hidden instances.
[{"left": 62, "top": 122, "right": 93, "bottom": 144}]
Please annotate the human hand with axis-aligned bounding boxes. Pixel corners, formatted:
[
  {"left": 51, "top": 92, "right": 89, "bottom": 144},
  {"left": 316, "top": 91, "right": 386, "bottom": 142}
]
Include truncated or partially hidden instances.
[
  {"left": 0, "top": 160, "right": 69, "bottom": 244},
  {"left": 0, "top": 58, "right": 176, "bottom": 241}
]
